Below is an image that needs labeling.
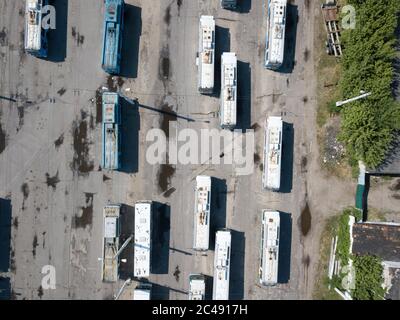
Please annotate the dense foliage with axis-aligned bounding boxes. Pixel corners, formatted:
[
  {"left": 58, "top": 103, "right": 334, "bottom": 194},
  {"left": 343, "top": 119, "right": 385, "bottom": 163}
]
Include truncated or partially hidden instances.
[
  {"left": 352, "top": 255, "right": 386, "bottom": 300},
  {"left": 339, "top": 0, "right": 400, "bottom": 168},
  {"left": 336, "top": 212, "right": 350, "bottom": 265}
]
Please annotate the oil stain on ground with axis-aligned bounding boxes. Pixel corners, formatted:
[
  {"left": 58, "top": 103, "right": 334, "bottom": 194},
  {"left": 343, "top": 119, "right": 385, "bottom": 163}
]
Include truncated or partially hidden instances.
[
  {"left": 300, "top": 202, "right": 312, "bottom": 237},
  {"left": 0, "top": 121, "right": 6, "bottom": 154},
  {"left": 21, "top": 182, "right": 29, "bottom": 210},
  {"left": 0, "top": 27, "right": 8, "bottom": 46},
  {"left": 163, "top": 187, "right": 176, "bottom": 198},
  {"left": 74, "top": 193, "right": 94, "bottom": 229},
  {"left": 72, "top": 114, "right": 94, "bottom": 176},
  {"left": 173, "top": 265, "right": 181, "bottom": 282},
  {"left": 71, "top": 27, "right": 84, "bottom": 46},
  {"left": 54, "top": 134, "right": 64, "bottom": 149},
  {"left": 158, "top": 164, "right": 176, "bottom": 193},
  {"left": 45, "top": 171, "right": 60, "bottom": 190},
  {"left": 32, "top": 234, "right": 38, "bottom": 258},
  {"left": 164, "top": 5, "right": 171, "bottom": 25},
  {"left": 160, "top": 103, "right": 177, "bottom": 139},
  {"left": 160, "top": 50, "right": 170, "bottom": 81},
  {"left": 95, "top": 88, "right": 103, "bottom": 123}
]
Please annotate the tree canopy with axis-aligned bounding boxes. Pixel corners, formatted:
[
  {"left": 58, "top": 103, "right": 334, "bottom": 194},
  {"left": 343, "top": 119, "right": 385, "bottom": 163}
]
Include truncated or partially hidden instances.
[{"left": 338, "top": 0, "right": 400, "bottom": 168}]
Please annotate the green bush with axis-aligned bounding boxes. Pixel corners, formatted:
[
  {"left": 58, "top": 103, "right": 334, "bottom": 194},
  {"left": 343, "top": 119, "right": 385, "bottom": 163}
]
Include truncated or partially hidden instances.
[
  {"left": 352, "top": 255, "right": 386, "bottom": 300},
  {"left": 336, "top": 213, "right": 350, "bottom": 265},
  {"left": 338, "top": 0, "right": 400, "bottom": 168}
]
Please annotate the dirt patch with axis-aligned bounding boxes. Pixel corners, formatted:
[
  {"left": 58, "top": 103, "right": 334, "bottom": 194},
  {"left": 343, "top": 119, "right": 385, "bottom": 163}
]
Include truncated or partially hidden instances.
[
  {"left": 392, "top": 194, "right": 400, "bottom": 200},
  {"left": 300, "top": 202, "right": 312, "bottom": 237},
  {"left": 322, "top": 120, "right": 345, "bottom": 166},
  {"left": 71, "top": 116, "right": 94, "bottom": 176},
  {"left": 117, "top": 77, "right": 124, "bottom": 88},
  {"left": 389, "top": 179, "right": 400, "bottom": 191},
  {"left": 0, "top": 121, "right": 6, "bottom": 154},
  {"left": 45, "top": 171, "right": 60, "bottom": 190},
  {"left": 160, "top": 104, "right": 177, "bottom": 139},
  {"left": 54, "top": 134, "right": 64, "bottom": 149},
  {"left": 158, "top": 164, "right": 176, "bottom": 192},
  {"left": 74, "top": 193, "right": 94, "bottom": 229}
]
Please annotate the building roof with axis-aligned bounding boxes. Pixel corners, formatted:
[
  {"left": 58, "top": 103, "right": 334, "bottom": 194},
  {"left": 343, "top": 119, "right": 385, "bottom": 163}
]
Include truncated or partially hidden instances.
[
  {"left": 352, "top": 222, "right": 400, "bottom": 262},
  {"left": 367, "top": 135, "right": 400, "bottom": 175}
]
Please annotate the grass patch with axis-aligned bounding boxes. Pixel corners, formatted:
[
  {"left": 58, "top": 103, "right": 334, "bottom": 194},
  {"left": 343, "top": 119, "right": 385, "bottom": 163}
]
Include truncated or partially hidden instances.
[
  {"left": 366, "top": 208, "right": 387, "bottom": 222},
  {"left": 313, "top": 215, "right": 343, "bottom": 300}
]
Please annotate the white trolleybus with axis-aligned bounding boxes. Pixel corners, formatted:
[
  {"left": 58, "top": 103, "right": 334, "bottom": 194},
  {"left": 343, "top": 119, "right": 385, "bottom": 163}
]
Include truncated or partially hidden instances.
[
  {"left": 189, "top": 274, "right": 206, "bottom": 300},
  {"left": 193, "top": 176, "right": 212, "bottom": 251},
  {"left": 197, "top": 16, "right": 215, "bottom": 94},
  {"left": 220, "top": 52, "right": 237, "bottom": 129},
  {"left": 24, "top": 0, "right": 49, "bottom": 58},
  {"left": 134, "top": 201, "right": 152, "bottom": 278},
  {"left": 262, "top": 116, "right": 283, "bottom": 191},
  {"left": 265, "top": 0, "right": 287, "bottom": 70},
  {"left": 102, "top": 205, "right": 121, "bottom": 283},
  {"left": 212, "top": 230, "right": 231, "bottom": 300},
  {"left": 259, "top": 210, "right": 280, "bottom": 286}
]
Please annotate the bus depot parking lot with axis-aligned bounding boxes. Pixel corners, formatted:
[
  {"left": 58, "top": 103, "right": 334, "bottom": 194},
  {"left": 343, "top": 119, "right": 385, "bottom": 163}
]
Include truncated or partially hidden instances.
[{"left": 0, "top": 0, "right": 339, "bottom": 300}]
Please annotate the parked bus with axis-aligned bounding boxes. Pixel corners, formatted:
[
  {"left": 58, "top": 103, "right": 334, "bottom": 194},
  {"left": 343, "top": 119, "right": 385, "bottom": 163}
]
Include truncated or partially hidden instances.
[
  {"left": 213, "top": 230, "right": 231, "bottom": 300},
  {"left": 265, "top": 0, "right": 287, "bottom": 70},
  {"left": 102, "top": 92, "right": 121, "bottom": 170},
  {"left": 262, "top": 116, "right": 283, "bottom": 191},
  {"left": 102, "top": 0, "right": 124, "bottom": 74},
  {"left": 24, "top": 0, "right": 48, "bottom": 58},
  {"left": 259, "top": 210, "right": 280, "bottom": 286},
  {"left": 197, "top": 16, "right": 215, "bottom": 94},
  {"left": 220, "top": 52, "right": 237, "bottom": 129},
  {"left": 134, "top": 201, "right": 152, "bottom": 278},
  {"left": 102, "top": 205, "right": 121, "bottom": 282},
  {"left": 193, "top": 176, "right": 212, "bottom": 251}
]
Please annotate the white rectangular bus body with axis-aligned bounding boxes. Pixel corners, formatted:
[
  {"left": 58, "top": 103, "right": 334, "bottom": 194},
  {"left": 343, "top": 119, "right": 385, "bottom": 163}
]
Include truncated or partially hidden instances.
[
  {"left": 134, "top": 284, "right": 152, "bottom": 300},
  {"left": 220, "top": 53, "right": 237, "bottom": 129},
  {"left": 24, "top": 0, "right": 48, "bottom": 58},
  {"left": 259, "top": 210, "right": 280, "bottom": 286},
  {"left": 193, "top": 176, "right": 212, "bottom": 251},
  {"left": 189, "top": 274, "right": 206, "bottom": 300},
  {"left": 197, "top": 16, "right": 215, "bottom": 94},
  {"left": 262, "top": 116, "right": 283, "bottom": 191},
  {"left": 102, "top": 205, "right": 121, "bottom": 282},
  {"left": 265, "top": 0, "right": 287, "bottom": 70},
  {"left": 213, "top": 230, "right": 231, "bottom": 300},
  {"left": 134, "top": 201, "right": 152, "bottom": 278}
]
